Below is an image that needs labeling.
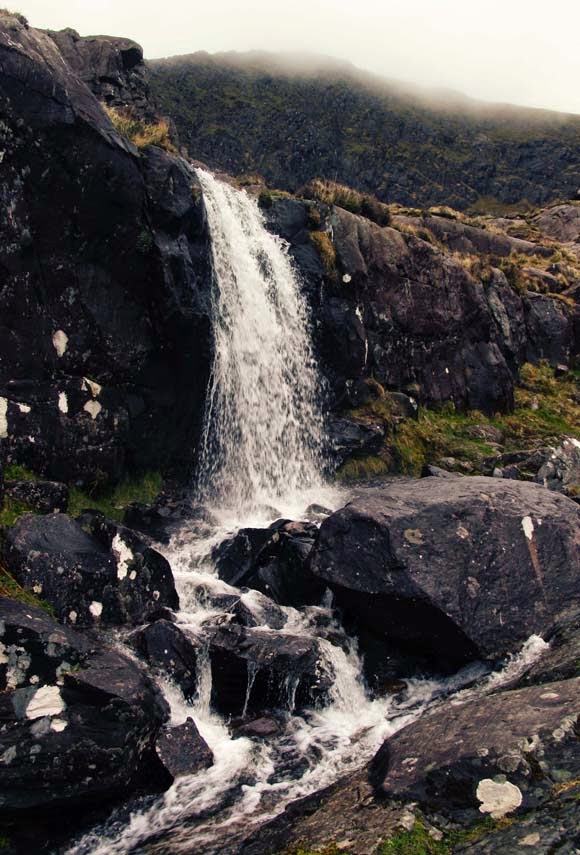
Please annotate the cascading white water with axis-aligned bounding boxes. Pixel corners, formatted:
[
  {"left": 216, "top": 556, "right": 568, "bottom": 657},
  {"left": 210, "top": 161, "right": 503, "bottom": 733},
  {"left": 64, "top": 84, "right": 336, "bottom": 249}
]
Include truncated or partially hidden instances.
[
  {"left": 63, "top": 175, "right": 551, "bottom": 855},
  {"left": 195, "top": 169, "right": 327, "bottom": 519}
]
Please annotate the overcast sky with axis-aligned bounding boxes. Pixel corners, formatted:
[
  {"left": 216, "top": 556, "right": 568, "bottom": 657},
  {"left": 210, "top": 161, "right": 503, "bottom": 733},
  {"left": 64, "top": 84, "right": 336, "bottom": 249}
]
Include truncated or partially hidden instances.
[{"left": 19, "top": 0, "right": 580, "bottom": 114}]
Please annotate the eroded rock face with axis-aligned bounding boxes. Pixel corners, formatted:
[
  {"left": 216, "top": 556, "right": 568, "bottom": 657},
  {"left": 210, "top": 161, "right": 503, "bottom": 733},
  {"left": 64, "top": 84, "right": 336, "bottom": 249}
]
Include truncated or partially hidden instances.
[
  {"left": 0, "top": 15, "right": 212, "bottom": 486},
  {"left": 370, "top": 678, "right": 580, "bottom": 821},
  {"left": 309, "top": 477, "right": 580, "bottom": 667},
  {"left": 0, "top": 597, "right": 169, "bottom": 816},
  {"left": 2, "top": 512, "right": 178, "bottom": 626}
]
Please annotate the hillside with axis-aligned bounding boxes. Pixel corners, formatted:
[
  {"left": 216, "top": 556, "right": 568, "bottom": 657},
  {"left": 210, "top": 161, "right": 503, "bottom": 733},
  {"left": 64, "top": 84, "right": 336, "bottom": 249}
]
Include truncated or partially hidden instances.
[{"left": 149, "top": 50, "right": 580, "bottom": 210}]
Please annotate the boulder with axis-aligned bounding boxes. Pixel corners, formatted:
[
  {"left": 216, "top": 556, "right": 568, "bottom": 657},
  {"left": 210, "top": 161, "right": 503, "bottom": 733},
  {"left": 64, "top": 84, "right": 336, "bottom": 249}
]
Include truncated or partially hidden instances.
[
  {"left": 155, "top": 718, "right": 213, "bottom": 781},
  {"left": 309, "top": 477, "right": 580, "bottom": 668},
  {"left": 0, "top": 597, "right": 168, "bottom": 818},
  {"left": 370, "top": 677, "right": 580, "bottom": 821},
  {"left": 128, "top": 619, "right": 199, "bottom": 699},
  {"left": 207, "top": 624, "right": 334, "bottom": 717},
  {"left": 123, "top": 495, "right": 217, "bottom": 544},
  {"left": 207, "top": 590, "right": 287, "bottom": 630},
  {"left": 2, "top": 512, "right": 178, "bottom": 626},
  {"left": 3, "top": 480, "right": 68, "bottom": 514},
  {"left": 214, "top": 520, "right": 324, "bottom": 608}
]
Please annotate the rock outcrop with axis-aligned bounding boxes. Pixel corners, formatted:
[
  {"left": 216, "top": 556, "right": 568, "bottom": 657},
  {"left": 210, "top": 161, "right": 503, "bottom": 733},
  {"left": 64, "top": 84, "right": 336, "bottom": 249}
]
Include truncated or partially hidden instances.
[{"left": 0, "top": 14, "right": 212, "bottom": 486}]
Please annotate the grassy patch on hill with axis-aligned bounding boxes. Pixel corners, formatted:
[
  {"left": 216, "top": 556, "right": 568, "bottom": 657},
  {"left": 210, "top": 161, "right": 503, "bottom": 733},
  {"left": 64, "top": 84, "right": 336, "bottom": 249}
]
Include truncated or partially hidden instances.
[{"left": 103, "top": 105, "right": 177, "bottom": 153}]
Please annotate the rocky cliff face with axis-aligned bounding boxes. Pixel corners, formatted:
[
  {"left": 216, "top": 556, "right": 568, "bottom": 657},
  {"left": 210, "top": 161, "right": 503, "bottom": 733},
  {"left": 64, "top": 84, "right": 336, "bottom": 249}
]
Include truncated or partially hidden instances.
[
  {"left": 149, "top": 51, "right": 580, "bottom": 211},
  {"left": 0, "top": 15, "right": 212, "bottom": 485},
  {"left": 264, "top": 197, "right": 578, "bottom": 416}
]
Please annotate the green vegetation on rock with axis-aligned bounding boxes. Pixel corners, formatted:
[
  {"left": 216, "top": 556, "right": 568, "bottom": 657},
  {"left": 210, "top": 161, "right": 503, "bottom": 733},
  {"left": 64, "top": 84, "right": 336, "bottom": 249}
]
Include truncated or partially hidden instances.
[
  {"left": 103, "top": 104, "right": 176, "bottom": 153},
  {"left": 68, "top": 471, "right": 163, "bottom": 521},
  {"left": 337, "top": 363, "right": 580, "bottom": 480},
  {"left": 0, "top": 562, "right": 54, "bottom": 614}
]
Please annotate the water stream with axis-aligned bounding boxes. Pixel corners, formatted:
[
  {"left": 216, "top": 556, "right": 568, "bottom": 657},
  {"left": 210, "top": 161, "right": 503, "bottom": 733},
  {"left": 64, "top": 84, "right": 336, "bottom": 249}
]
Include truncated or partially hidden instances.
[{"left": 64, "top": 174, "right": 548, "bottom": 855}]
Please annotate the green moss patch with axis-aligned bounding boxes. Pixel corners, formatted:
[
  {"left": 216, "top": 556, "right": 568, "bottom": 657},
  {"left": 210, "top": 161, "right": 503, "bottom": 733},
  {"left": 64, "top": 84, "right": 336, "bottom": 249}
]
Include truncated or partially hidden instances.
[
  {"left": 0, "top": 562, "right": 54, "bottom": 614},
  {"left": 68, "top": 471, "right": 163, "bottom": 521}
]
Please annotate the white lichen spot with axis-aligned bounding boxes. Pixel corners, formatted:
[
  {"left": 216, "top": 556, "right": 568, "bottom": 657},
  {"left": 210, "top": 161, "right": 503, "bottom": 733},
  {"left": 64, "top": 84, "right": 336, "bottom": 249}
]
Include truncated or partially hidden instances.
[
  {"left": 519, "top": 833, "right": 541, "bottom": 847},
  {"left": 1, "top": 745, "right": 17, "bottom": 765},
  {"left": 540, "top": 691, "right": 559, "bottom": 700},
  {"left": 32, "top": 584, "right": 42, "bottom": 594},
  {"left": 445, "top": 367, "right": 450, "bottom": 374},
  {"left": 83, "top": 377, "right": 102, "bottom": 398},
  {"left": 51, "top": 718, "right": 68, "bottom": 732},
  {"left": 29, "top": 674, "right": 39, "bottom": 685},
  {"left": 58, "top": 391, "right": 68, "bottom": 414},
  {"left": 152, "top": 590, "right": 160, "bottom": 601},
  {"left": 52, "top": 330, "right": 68, "bottom": 358},
  {"left": 476, "top": 779, "right": 522, "bottom": 819},
  {"left": 457, "top": 524, "right": 469, "bottom": 539},
  {"left": 25, "top": 685, "right": 66, "bottom": 720},
  {"left": 17, "top": 402, "right": 31, "bottom": 413},
  {"left": 89, "top": 601, "right": 103, "bottom": 619},
  {"left": 112, "top": 533, "right": 134, "bottom": 581},
  {"left": 68, "top": 610, "right": 77, "bottom": 624},
  {"left": 83, "top": 400, "right": 102, "bottom": 420},
  {"left": 342, "top": 273, "right": 352, "bottom": 284},
  {"left": 129, "top": 570, "right": 137, "bottom": 581},
  {"left": 521, "top": 516, "right": 534, "bottom": 541},
  {"left": 0, "top": 397, "right": 7, "bottom": 439}
]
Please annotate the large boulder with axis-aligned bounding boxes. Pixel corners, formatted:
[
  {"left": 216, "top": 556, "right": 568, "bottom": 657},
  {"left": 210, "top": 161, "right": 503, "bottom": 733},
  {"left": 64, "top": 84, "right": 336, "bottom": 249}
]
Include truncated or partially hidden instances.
[
  {"left": 3, "top": 480, "right": 68, "bottom": 514},
  {"left": 309, "top": 477, "right": 580, "bottom": 669},
  {"left": 2, "top": 512, "right": 178, "bottom": 626},
  {"left": 370, "top": 678, "right": 580, "bottom": 821},
  {"left": 207, "top": 624, "right": 334, "bottom": 717},
  {"left": 535, "top": 436, "right": 580, "bottom": 496},
  {"left": 0, "top": 597, "right": 168, "bottom": 819}
]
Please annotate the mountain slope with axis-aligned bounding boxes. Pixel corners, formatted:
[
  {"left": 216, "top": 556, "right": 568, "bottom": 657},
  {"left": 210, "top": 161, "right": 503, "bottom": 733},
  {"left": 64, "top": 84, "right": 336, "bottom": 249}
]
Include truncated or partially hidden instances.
[{"left": 149, "top": 51, "right": 580, "bottom": 210}]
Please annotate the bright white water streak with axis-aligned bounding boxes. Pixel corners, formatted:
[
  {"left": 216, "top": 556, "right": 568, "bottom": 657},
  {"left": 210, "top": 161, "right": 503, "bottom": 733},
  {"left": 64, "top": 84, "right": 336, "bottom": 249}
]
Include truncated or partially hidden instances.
[{"left": 194, "top": 168, "right": 328, "bottom": 519}]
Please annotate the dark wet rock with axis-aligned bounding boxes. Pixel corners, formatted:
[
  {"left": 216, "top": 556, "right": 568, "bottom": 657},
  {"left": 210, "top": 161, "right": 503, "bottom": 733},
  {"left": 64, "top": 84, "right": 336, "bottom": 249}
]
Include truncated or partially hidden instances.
[
  {"left": 212, "top": 590, "right": 287, "bottom": 631},
  {"left": 0, "top": 597, "right": 168, "bottom": 820},
  {"left": 305, "top": 503, "right": 333, "bottom": 520},
  {"left": 234, "top": 715, "right": 282, "bottom": 739},
  {"left": 128, "top": 619, "right": 198, "bottom": 699},
  {"left": 214, "top": 521, "right": 324, "bottom": 608},
  {"left": 309, "top": 477, "right": 580, "bottom": 669},
  {"left": 370, "top": 678, "right": 580, "bottom": 821},
  {"left": 2, "top": 512, "right": 178, "bottom": 626},
  {"left": 207, "top": 624, "right": 334, "bottom": 717},
  {"left": 3, "top": 480, "right": 68, "bottom": 514},
  {"left": 535, "top": 436, "right": 580, "bottom": 495},
  {"left": 123, "top": 496, "right": 218, "bottom": 544},
  {"left": 0, "top": 16, "right": 212, "bottom": 486},
  {"left": 156, "top": 718, "right": 213, "bottom": 781},
  {"left": 327, "top": 416, "right": 386, "bottom": 466}
]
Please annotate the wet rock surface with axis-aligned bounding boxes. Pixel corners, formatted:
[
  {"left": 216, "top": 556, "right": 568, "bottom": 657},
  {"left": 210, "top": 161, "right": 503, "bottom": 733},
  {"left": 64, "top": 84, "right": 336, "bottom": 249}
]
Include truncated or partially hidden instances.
[
  {"left": 214, "top": 520, "right": 324, "bottom": 608},
  {"left": 0, "top": 597, "right": 169, "bottom": 819},
  {"left": 207, "top": 624, "right": 334, "bottom": 717},
  {"left": 129, "top": 619, "right": 199, "bottom": 699},
  {"left": 2, "top": 512, "right": 178, "bottom": 626},
  {"left": 156, "top": 718, "right": 213, "bottom": 781},
  {"left": 310, "top": 476, "right": 580, "bottom": 666}
]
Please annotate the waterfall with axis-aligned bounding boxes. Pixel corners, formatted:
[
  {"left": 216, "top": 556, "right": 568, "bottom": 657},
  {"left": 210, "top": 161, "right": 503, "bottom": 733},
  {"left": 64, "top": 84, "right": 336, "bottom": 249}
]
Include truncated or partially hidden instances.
[{"left": 195, "top": 169, "right": 326, "bottom": 518}]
